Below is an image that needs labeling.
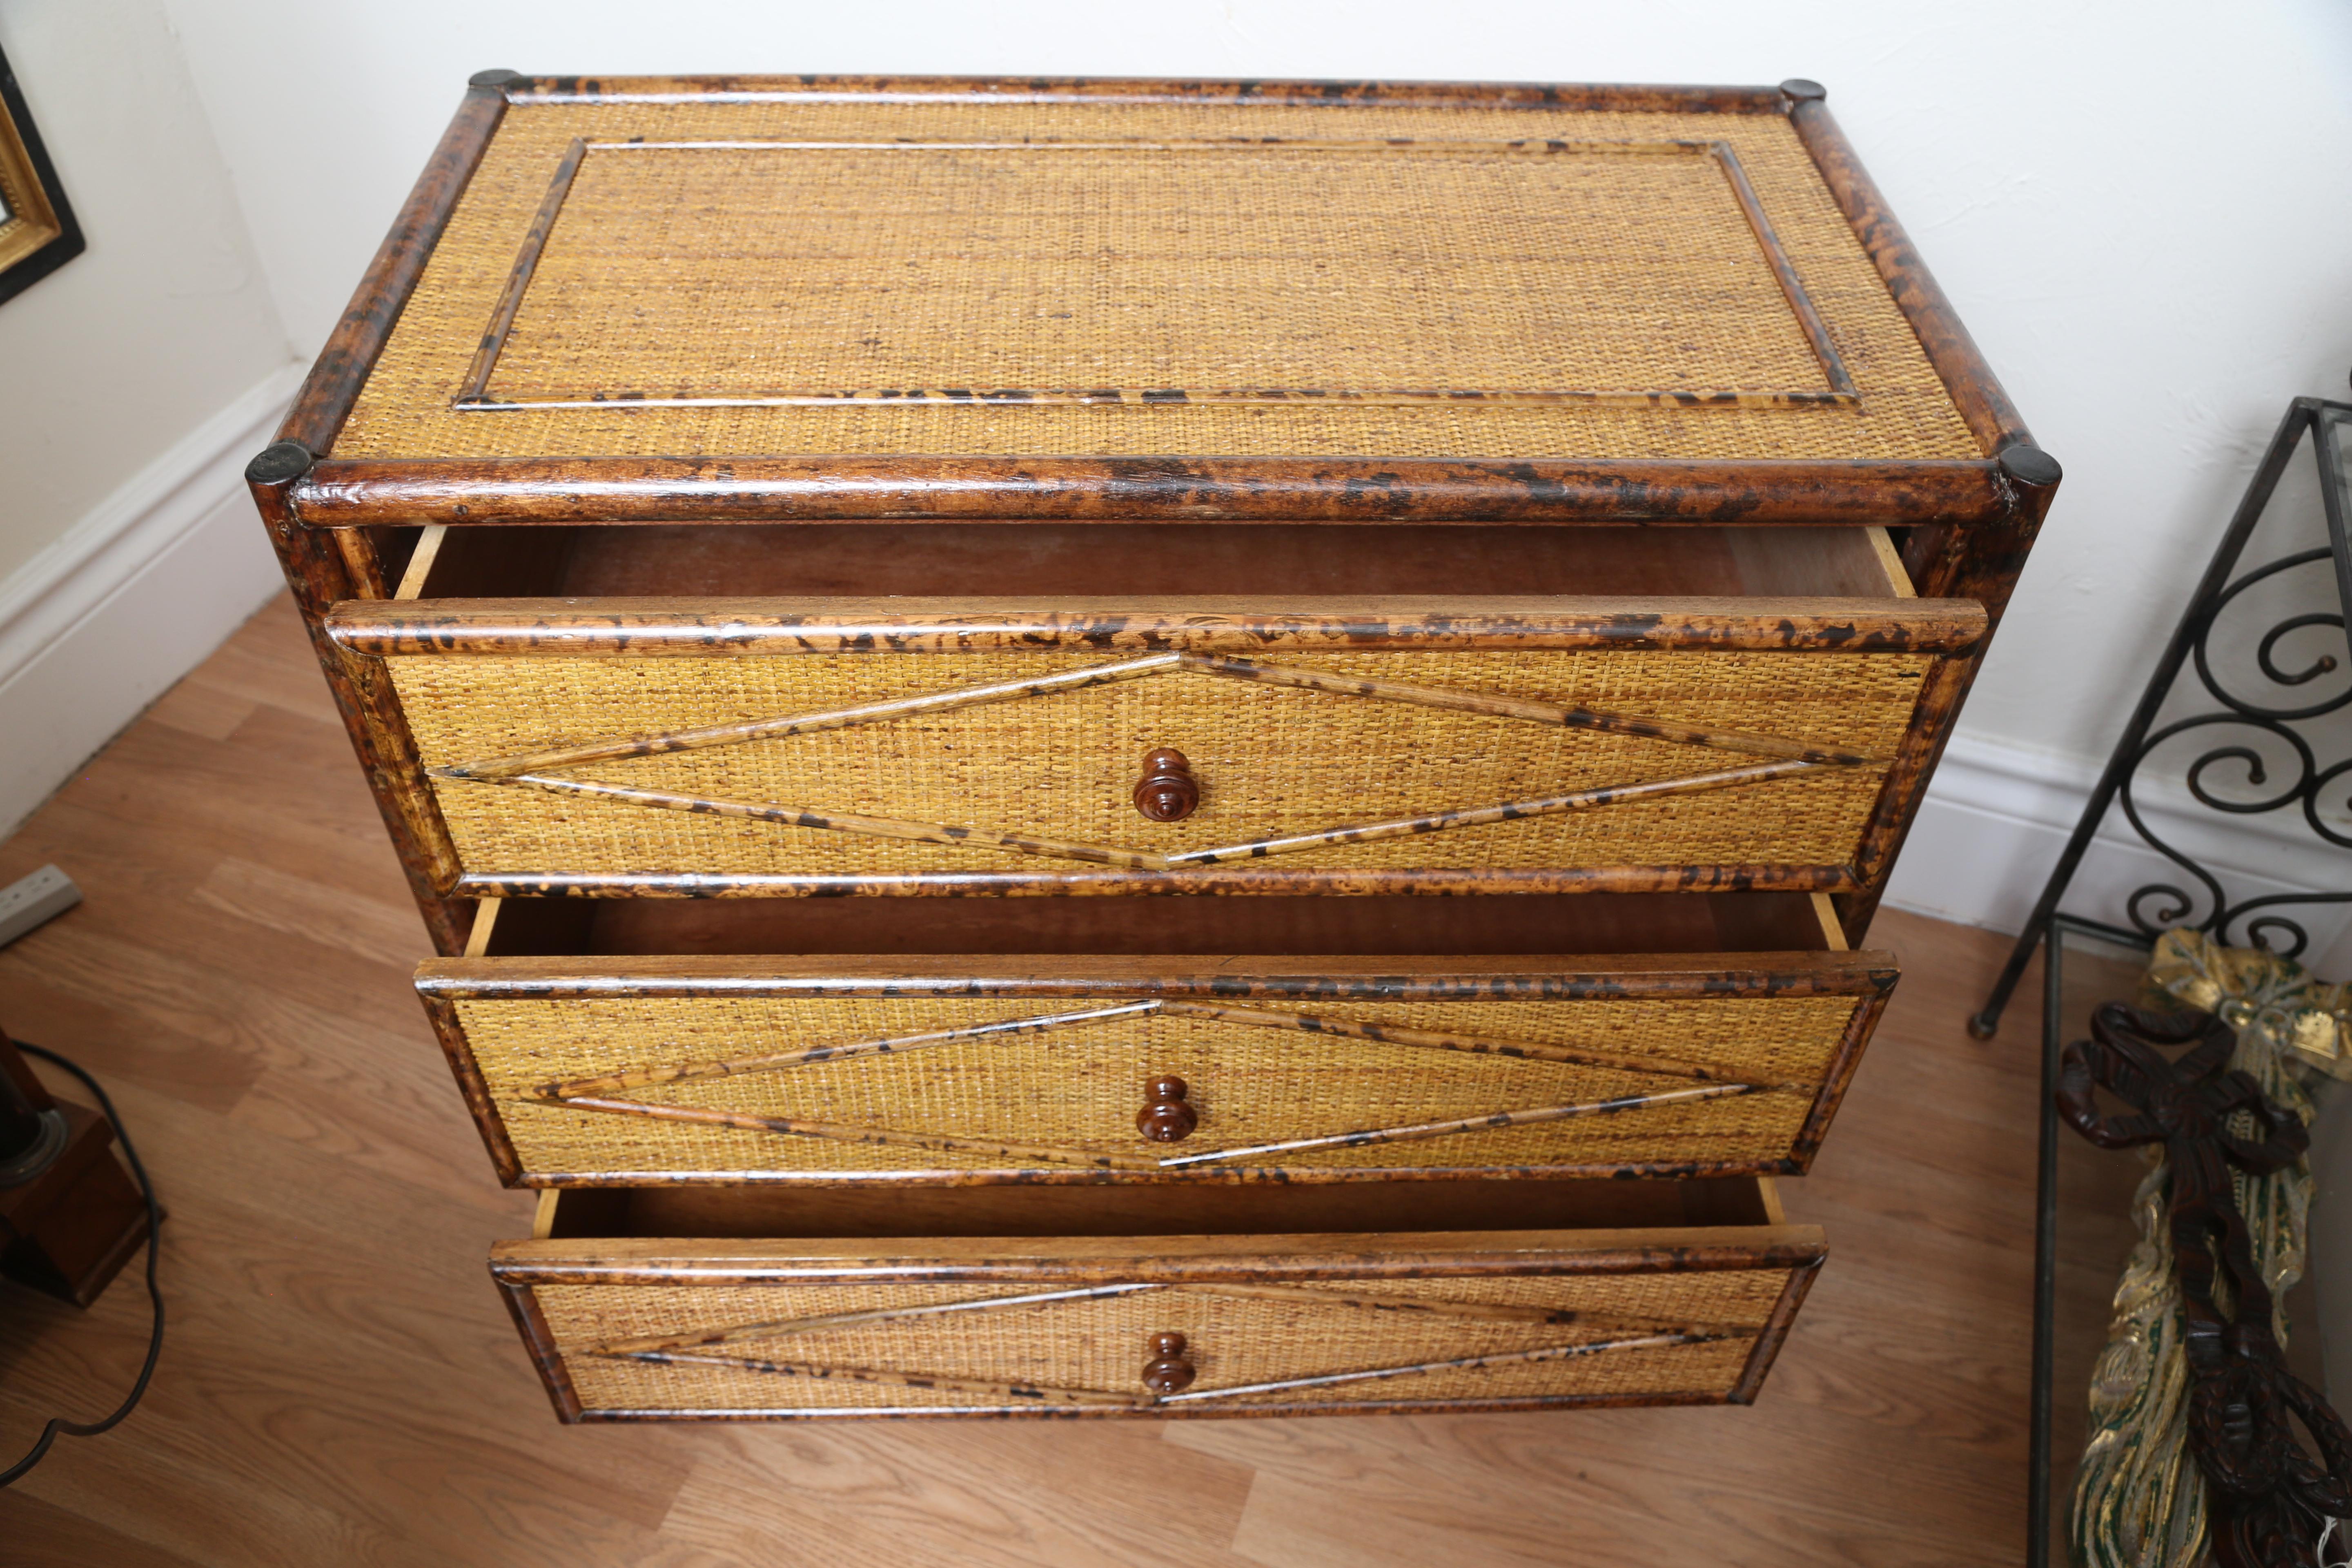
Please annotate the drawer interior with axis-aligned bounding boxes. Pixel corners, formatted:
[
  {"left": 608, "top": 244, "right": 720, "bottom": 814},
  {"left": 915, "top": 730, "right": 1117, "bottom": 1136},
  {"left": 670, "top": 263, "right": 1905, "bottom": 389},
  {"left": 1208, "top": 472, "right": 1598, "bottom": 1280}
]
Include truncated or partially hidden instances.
[
  {"left": 474, "top": 889, "right": 1839, "bottom": 959},
  {"left": 393, "top": 522, "right": 1913, "bottom": 601},
  {"left": 535, "top": 1174, "right": 1780, "bottom": 1241}
]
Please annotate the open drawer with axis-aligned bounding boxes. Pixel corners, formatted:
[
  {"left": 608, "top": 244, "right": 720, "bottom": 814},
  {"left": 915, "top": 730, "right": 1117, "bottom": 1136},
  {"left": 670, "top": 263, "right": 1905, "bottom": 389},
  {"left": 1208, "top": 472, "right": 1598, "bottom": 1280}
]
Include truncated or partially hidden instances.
[
  {"left": 330, "top": 523, "right": 1980, "bottom": 900},
  {"left": 421, "top": 891, "right": 1890, "bottom": 1187},
  {"left": 495, "top": 1177, "right": 1824, "bottom": 1422}
]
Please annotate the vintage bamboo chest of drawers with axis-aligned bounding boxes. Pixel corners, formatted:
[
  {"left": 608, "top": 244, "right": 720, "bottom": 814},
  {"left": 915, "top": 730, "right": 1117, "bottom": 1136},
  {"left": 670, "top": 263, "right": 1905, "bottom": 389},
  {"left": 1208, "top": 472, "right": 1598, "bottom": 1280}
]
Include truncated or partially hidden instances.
[{"left": 247, "top": 72, "right": 2054, "bottom": 1423}]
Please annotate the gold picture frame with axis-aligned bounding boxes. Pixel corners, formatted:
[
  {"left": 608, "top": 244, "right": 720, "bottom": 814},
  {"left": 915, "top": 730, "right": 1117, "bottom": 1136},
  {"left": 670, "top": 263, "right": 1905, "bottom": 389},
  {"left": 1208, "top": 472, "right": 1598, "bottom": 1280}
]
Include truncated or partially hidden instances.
[{"left": 0, "top": 42, "right": 82, "bottom": 305}]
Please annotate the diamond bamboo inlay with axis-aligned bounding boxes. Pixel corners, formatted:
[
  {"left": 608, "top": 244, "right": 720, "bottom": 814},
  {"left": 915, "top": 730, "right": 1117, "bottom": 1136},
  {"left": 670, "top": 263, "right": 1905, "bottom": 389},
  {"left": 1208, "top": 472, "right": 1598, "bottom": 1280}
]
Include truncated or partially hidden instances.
[
  {"left": 428, "top": 651, "right": 1877, "bottom": 873},
  {"left": 579, "top": 1278, "right": 1756, "bottom": 1410},
  {"left": 513, "top": 993, "right": 1794, "bottom": 1173}
]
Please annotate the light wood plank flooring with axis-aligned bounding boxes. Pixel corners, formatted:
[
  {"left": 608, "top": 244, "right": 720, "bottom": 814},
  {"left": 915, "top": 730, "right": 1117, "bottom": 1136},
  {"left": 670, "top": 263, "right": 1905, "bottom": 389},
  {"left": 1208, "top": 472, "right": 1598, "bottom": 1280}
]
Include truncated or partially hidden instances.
[{"left": 2, "top": 596, "right": 2078, "bottom": 1566}]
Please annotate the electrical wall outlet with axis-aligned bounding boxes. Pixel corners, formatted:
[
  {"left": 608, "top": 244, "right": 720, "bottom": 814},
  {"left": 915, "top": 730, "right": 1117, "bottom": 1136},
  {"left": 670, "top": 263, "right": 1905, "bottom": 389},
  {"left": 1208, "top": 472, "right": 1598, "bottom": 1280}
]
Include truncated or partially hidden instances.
[{"left": 0, "top": 865, "right": 82, "bottom": 949}]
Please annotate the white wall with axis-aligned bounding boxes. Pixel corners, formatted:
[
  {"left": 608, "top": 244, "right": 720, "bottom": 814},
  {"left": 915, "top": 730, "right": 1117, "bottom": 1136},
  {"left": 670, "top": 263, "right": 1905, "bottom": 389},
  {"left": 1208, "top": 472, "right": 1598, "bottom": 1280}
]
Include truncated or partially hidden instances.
[{"left": 0, "top": 0, "right": 299, "bottom": 834}]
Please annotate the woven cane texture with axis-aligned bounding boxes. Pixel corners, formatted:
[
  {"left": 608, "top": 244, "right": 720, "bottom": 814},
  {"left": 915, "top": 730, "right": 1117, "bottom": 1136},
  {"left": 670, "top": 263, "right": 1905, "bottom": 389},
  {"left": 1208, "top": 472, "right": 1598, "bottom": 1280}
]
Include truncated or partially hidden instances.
[
  {"left": 490, "top": 144, "right": 1828, "bottom": 405},
  {"left": 336, "top": 96, "right": 1981, "bottom": 462},
  {"left": 539, "top": 1267, "right": 1789, "bottom": 1413},
  {"left": 393, "top": 649, "right": 1927, "bottom": 880},
  {"left": 463, "top": 991, "right": 1856, "bottom": 1177}
]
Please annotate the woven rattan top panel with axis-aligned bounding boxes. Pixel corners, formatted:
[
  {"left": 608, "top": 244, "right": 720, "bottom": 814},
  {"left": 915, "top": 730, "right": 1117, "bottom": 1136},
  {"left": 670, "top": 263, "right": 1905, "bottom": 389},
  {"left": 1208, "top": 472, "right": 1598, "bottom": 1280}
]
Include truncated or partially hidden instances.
[{"left": 334, "top": 90, "right": 1981, "bottom": 464}]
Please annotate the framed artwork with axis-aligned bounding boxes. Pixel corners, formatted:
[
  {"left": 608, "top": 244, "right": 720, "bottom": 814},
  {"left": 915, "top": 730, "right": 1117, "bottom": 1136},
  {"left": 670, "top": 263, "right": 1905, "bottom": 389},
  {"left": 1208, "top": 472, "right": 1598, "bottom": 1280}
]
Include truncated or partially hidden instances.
[{"left": 0, "top": 41, "right": 81, "bottom": 307}]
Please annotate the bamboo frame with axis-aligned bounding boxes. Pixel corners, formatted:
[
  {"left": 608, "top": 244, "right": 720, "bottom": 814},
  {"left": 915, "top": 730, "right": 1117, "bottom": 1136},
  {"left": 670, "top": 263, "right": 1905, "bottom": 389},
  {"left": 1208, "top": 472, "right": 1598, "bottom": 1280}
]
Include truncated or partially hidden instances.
[{"left": 453, "top": 137, "right": 1856, "bottom": 416}]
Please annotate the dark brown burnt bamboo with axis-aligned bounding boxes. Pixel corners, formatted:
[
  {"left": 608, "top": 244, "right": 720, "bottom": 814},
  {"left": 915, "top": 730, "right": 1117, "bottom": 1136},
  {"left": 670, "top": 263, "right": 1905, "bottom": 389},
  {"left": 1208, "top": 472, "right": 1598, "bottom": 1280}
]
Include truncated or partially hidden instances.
[
  {"left": 496, "top": 74, "right": 1799, "bottom": 113},
  {"left": 327, "top": 598, "right": 1988, "bottom": 657},
  {"left": 288, "top": 454, "right": 2016, "bottom": 530},
  {"left": 416, "top": 951, "right": 1898, "bottom": 1002}
]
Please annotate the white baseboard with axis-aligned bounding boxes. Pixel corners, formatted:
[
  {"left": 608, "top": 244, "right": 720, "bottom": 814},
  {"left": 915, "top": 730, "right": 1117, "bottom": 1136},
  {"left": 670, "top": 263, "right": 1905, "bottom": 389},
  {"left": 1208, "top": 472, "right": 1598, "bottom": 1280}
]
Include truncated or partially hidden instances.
[
  {"left": 1884, "top": 730, "right": 2352, "bottom": 975},
  {"left": 0, "top": 361, "right": 305, "bottom": 839}
]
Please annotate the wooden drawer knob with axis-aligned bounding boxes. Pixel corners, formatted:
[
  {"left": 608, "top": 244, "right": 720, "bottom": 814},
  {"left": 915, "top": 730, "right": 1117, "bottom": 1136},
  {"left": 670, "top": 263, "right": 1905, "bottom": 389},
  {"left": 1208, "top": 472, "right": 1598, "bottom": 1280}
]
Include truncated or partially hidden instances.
[
  {"left": 1132, "top": 748, "right": 1198, "bottom": 822},
  {"left": 1135, "top": 1075, "right": 1198, "bottom": 1142},
  {"left": 1142, "top": 1332, "right": 1196, "bottom": 1396}
]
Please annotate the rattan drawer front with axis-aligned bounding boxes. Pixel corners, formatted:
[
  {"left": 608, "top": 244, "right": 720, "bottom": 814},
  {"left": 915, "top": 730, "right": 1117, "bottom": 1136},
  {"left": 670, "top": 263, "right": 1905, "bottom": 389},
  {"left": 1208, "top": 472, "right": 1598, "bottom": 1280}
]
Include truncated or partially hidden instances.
[
  {"left": 335, "top": 599, "right": 1983, "bottom": 897},
  {"left": 492, "top": 1216, "right": 1825, "bottom": 1421},
  {"left": 420, "top": 955, "right": 1892, "bottom": 1185}
]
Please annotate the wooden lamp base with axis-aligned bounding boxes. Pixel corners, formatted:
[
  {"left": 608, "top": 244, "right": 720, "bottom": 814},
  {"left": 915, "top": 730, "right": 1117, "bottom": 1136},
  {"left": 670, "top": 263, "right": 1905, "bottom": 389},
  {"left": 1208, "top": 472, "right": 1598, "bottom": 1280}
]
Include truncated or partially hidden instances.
[{"left": 0, "top": 1029, "right": 149, "bottom": 1307}]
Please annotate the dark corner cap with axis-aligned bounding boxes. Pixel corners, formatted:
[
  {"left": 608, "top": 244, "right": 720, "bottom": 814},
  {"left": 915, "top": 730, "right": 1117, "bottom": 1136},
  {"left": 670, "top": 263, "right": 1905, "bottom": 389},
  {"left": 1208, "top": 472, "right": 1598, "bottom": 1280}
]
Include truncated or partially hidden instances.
[
  {"left": 470, "top": 69, "right": 525, "bottom": 89},
  {"left": 1997, "top": 444, "right": 2062, "bottom": 488},
  {"left": 1778, "top": 79, "right": 1827, "bottom": 104},
  {"left": 245, "top": 440, "right": 315, "bottom": 486}
]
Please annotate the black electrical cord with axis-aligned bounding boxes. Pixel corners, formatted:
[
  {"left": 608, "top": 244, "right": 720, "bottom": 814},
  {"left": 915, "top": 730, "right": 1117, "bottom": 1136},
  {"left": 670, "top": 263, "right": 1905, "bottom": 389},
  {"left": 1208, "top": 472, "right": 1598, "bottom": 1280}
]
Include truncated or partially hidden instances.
[{"left": 0, "top": 1042, "right": 164, "bottom": 1486}]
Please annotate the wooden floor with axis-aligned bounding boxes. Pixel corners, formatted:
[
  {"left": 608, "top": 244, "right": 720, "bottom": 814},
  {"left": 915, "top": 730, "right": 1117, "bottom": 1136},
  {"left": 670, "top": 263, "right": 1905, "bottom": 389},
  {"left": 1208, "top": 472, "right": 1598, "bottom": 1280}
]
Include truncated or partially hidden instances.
[{"left": 0, "top": 596, "right": 2078, "bottom": 1566}]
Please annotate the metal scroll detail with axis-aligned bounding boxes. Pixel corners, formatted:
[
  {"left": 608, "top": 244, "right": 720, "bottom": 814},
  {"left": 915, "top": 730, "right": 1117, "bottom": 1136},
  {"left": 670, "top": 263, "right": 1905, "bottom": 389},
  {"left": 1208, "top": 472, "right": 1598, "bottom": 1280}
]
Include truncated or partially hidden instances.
[
  {"left": 2118, "top": 536, "right": 2352, "bottom": 955},
  {"left": 1976, "top": 394, "right": 2352, "bottom": 1036},
  {"left": 2057, "top": 1004, "right": 2352, "bottom": 1568},
  {"left": 428, "top": 650, "right": 1878, "bottom": 873}
]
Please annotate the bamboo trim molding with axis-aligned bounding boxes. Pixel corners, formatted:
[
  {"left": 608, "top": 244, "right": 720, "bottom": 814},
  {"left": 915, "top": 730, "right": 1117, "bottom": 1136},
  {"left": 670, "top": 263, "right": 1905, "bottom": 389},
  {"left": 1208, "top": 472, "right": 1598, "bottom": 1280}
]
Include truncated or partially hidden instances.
[
  {"left": 488, "top": 1222, "right": 1830, "bottom": 1287},
  {"left": 328, "top": 598, "right": 1989, "bottom": 656},
  {"left": 290, "top": 454, "right": 2021, "bottom": 528},
  {"left": 419, "top": 951, "right": 1901, "bottom": 1003},
  {"left": 494, "top": 76, "right": 1801, "bottom": 113}
]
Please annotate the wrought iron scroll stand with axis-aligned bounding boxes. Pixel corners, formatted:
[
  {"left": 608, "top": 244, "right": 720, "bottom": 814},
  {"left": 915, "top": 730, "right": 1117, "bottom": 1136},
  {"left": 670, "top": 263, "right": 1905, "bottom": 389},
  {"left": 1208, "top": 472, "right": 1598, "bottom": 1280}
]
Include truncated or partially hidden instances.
[{"left": 1968, "top": 390, "right": 2352, "bottom": 1566}]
